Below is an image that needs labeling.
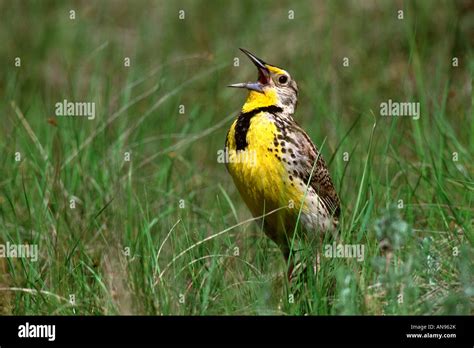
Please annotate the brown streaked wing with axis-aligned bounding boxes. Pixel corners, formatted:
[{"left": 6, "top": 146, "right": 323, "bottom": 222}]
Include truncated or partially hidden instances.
[{"left": 288, "top": 123, "right": 341, "bottom": 218}]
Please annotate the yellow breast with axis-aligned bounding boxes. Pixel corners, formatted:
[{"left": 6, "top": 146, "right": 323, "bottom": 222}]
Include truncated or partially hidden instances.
[{"left": 226, "top": 112, "right": 309, "bottom": 235}]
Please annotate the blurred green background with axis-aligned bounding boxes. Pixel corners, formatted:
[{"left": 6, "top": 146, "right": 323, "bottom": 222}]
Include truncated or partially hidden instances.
[{"left": 0, "top": 1, "right": 472, "bottom": 315}]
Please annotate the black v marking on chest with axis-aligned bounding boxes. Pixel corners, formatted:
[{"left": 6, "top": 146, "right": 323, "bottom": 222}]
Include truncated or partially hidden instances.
[{"left": 234, "top": 105, "right": 283, "bottom": 150}]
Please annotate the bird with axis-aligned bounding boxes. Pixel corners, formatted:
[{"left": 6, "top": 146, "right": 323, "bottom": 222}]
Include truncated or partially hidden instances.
[{"left": 225, "top": 48, "right": 340, "bottom": 278}]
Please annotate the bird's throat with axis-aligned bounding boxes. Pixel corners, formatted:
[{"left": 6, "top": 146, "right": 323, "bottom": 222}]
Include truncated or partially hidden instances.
[{"left": 242, "top": 89, "right": 278, "bottom": 113}]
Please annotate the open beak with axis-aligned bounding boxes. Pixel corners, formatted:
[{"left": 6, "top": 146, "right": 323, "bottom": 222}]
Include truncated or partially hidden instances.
[{"left": 228, "top": 48, "right": 270, "bottom": 93}]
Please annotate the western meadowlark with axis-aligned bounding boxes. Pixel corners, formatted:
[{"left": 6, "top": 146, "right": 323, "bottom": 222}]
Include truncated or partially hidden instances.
[{"left": 225, "top": 48, "right": 340, "bottom": 277}]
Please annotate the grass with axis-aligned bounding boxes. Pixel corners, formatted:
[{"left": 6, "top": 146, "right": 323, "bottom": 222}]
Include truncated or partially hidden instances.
[{"left": 0, "top": 0, "right": 472, "bottom": 315}]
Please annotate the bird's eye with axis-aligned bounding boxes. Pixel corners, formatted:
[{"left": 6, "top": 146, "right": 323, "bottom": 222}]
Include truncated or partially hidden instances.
[{"left": 278, "top": 75, "right": 288, "bottom": 84}]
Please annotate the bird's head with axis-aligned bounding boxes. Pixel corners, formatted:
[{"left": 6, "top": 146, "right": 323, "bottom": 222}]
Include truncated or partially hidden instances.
[{"left": 229, "top": 48, "right": 298, "bottom": 114}]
